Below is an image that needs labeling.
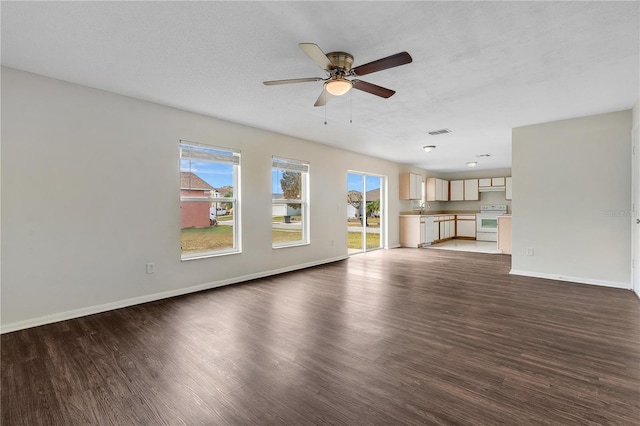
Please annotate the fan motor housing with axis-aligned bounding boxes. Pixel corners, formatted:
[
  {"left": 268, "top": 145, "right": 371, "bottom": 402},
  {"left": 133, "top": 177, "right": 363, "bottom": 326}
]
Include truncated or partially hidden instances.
[{"left": 326, "top": 52, "right": 354, "bottom": 71}]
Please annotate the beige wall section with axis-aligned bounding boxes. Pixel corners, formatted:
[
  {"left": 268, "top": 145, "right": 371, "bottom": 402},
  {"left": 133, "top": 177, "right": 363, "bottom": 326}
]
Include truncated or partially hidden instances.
[
  {"left": 0, "top": 67, "right": 404, "bottom": 330},
  {"left": 512, "top": 110, "right": 632, "bottom": 288}
]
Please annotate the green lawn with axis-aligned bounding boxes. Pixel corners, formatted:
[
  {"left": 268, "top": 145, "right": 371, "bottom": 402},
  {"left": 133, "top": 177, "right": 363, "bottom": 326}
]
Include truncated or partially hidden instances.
[
  {"left": 181, "top": 225, "right": 234, "bottom": 253},
  {"left": 348, "top": 231, "right": 380, "bottom": 250},
  {"left": 182, "top": 225, "right": 304, "bottom": 254},
  {"left": 347, "top": 217, "right": 380, "bottom": 228},
  {"left": 272, "top": 229, "right": 303, "bottom": 243},
  {"left": 182, "top": 225, "right": 379, "bottom": 253}
]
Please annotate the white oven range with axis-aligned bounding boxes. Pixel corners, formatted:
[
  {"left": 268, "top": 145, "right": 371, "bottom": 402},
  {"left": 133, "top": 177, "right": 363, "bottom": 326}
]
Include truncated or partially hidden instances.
[{"left": 476, "top": 204, "right": 508, "bottom": 242}]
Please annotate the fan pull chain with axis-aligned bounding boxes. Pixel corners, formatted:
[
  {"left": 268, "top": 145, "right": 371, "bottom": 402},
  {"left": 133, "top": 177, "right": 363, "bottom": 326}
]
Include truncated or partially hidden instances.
[
  {"left": 324, "top": 101, "right": 327, "bottom": 125},
  {"left": 350, "top": 91, "right": 353, "bottom": 124}
]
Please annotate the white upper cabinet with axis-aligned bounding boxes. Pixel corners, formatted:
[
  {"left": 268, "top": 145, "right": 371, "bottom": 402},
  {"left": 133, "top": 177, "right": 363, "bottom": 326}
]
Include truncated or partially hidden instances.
[
  {"left": 400, "top": 173, "right": 422, "bottom": 200},
  {"left": 439, "top": 179, "right": 449, "bottom": 201},
  {"left": 505, "top": 176, "right": 512, "bottom": 200},
  {"left": 450, "top": 180, "right": 464, "bottom": 201},
  {"left": 479, "top": 178, "right": 492, "bottom": 188},
  {"left": 426, "top": 177, "right": 449, "bottom": 201},
  {"left": 479, "top": 177, "right": 506, "bottom": 188},
  {"left": 464, "top": 179, "right": 479, "bottom": 200},
  {"left": 450, "top": 179, "right": 479, "bottom": 201},
  {"left": 492, "top": 177, "right": 505, "bottom": 187}
]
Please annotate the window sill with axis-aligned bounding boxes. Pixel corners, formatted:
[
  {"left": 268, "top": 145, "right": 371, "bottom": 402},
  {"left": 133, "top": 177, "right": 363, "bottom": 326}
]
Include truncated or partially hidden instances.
[
  {"left": 181, "top": 249, "right": 240, "bottom": 261},
  {"left": 272, "top": 241, "right": 310, "bottom": 250}
]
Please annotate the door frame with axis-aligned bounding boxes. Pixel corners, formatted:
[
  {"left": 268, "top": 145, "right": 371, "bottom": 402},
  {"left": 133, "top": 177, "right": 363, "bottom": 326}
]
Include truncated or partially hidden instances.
[{"left": 346, "top": 171, "right": 387, "bottom": 254}]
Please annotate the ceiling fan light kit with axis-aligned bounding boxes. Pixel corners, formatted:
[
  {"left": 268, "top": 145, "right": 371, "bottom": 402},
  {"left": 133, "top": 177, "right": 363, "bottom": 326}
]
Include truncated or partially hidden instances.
[
  {"left": 325, "top": 77, "right": 352, "bottom": 96},
  {"left": 263, "top": 43, "right": 412, "bottom": 106}
]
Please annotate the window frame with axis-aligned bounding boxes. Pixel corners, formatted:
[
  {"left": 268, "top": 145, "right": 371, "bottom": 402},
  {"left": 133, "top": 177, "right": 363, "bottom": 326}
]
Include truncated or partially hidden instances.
[
  {"left": 271, "top": 156, "right": 310, "bottom": 249},
  {"left": 179, "top": 140, "right": 240, "bottom": 260}
]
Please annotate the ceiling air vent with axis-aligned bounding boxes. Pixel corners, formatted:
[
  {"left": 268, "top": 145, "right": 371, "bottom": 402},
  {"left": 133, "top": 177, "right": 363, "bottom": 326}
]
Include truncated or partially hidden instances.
[{"left": 427, "top": 128, "right": 451, "bottom": 136}]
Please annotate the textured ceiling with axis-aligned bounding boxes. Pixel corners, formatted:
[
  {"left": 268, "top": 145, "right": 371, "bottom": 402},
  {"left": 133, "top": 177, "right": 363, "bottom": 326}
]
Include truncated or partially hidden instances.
[{"left": 2, "top": 1, "right": 638, "bottom": 172}]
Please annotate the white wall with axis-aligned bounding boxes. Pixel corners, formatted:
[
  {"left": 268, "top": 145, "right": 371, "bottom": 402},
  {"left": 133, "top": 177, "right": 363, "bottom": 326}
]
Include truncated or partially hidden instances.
[
  {"left": 1, "top": 67, "right": 404, "bottom": 331},
  {"left": 511, "top": 110, "right": 632, "bottom": 288}
]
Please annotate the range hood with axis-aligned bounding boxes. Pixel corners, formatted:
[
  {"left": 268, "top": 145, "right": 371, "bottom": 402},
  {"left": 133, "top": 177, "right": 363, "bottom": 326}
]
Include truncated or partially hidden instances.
[{"left": 479, "top": 186, "right": 505, "bottom": 192}]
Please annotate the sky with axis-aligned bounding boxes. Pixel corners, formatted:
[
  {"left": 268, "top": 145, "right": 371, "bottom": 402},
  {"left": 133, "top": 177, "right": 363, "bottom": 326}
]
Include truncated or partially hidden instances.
[
  {"left": 347, "top": 173, "right": 381, "bottom": 193},
  {"left": 181, "top": 159, "right": 382, "bottom": 194},
  {"left": 181, "top": 159, "right": 233, "bottom": 189}
]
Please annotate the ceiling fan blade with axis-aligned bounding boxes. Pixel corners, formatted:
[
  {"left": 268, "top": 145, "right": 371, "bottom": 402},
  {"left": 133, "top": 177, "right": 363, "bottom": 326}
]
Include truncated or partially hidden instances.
[
  {"left": 314, "top": 88, "right": 331, "bottom": 107},
  {"left": 351, "top": 80, "right": 396, "bottom": 98},
  {"left": 263, "top": 77, "right": 324, "bottom": 86},
  {"left": 299, "top": 43, "right": 333, "bottom": 70},
  {"left": 352, "top": 52, "right": 412, "bottom": 76}
]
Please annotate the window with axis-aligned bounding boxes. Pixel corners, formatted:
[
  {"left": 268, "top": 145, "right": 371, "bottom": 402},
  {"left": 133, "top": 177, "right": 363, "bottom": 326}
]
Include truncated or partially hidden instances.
[
  {"left": 180, "top": 140, "right": 240, "bottom": 260},
  {"left": 272, "top": 156, "right": 309, "bottom": 247}
]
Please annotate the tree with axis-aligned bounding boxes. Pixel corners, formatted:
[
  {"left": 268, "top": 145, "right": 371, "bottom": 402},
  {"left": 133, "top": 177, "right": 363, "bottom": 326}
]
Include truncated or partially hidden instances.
[
  {"left": 280, "top": 171, "right": 301, "bottom": 210},
  {"left": 366, "top": 199, "right": 380, "bottom": 217},
  {"left": 280, "top": 171, "right": 300, "bottom": 199},
  {"left": 221, "top": 189, "right": 233, "bottom": 212},
  {"left": 347, "top": 190, "right": 365, "bottom": 225}
]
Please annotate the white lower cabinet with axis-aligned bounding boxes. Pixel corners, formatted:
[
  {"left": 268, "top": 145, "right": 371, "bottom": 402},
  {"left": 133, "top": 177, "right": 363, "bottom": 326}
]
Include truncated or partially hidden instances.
[
  {"left": 404, "top": 214, "right": 477, "bottom": 246},
  {"left": 400, "top": 216, "right": 435, "bottom": 247},
  {"left": 433, "top": 215, "right": 455, "bottom": 242},
  {"left": 456, "top": 219, "right": 476, "bottom": 238}
]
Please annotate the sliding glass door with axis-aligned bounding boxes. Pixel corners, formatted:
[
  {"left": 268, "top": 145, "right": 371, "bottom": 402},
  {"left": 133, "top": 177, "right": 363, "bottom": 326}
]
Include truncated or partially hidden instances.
[{"left": 347, "top": 172, "right": 385, "bottom": 254}]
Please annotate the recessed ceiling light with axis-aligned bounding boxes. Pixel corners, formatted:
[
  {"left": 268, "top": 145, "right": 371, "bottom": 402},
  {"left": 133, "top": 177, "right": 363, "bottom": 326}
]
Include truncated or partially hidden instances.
[
  {"left": 423, "top": 145, "right": 436, "bottom": 152},
  {"left": 466, "top": 162, "right": 478, "bottom": 168},
  {"left": 476, "top": 154, "right": 491, "bottom": 158}
]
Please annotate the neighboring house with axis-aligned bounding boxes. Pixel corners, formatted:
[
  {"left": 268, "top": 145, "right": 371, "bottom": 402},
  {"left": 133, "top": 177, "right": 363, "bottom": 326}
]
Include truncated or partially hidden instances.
[
  {"left": 347, "top": 189, "right": 380, "bottom": 220},
  {"left": 347, "top": 189, "right": 380, "bottom": 219},
  {"left": 180, "top": 172, "right": 215, "bottom": 228},
  {"left": 272, "top": 193, "right": 301, "bottom": 217}
]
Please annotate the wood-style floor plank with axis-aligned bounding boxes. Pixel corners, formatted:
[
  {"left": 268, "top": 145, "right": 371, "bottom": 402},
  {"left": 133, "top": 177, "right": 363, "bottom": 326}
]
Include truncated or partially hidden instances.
[{"left": 2, "top": 248, "right": 639, "bottom": 425}]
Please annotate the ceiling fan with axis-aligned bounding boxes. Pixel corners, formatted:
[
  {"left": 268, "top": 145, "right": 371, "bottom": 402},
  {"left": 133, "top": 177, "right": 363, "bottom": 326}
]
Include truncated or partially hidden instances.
[{"left": 263, "top": 43, "right": 412, "bottom": 107}]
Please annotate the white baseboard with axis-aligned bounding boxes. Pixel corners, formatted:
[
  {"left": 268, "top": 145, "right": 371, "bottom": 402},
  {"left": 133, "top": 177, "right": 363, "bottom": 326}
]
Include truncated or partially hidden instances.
[
  {"left": 1, "top": 255, "right": 349, "bottom": 334},
  {"left": 509, "top": 269, "right": 630, "bottom": 290}
]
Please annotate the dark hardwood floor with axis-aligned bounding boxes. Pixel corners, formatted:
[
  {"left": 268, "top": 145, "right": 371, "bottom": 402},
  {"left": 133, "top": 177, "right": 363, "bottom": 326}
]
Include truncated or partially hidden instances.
[{"left": 2, "top": 248, "right": 639, "bottom": 425}]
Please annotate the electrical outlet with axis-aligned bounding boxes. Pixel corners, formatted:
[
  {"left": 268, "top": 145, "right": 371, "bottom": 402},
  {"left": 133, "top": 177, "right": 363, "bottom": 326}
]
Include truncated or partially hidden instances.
[
  {"left": 526, "top": 248, "right": 534, "bottom": 256},
  {"left": 146, "top": 262, "right": 155, "bottom": 274}
]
